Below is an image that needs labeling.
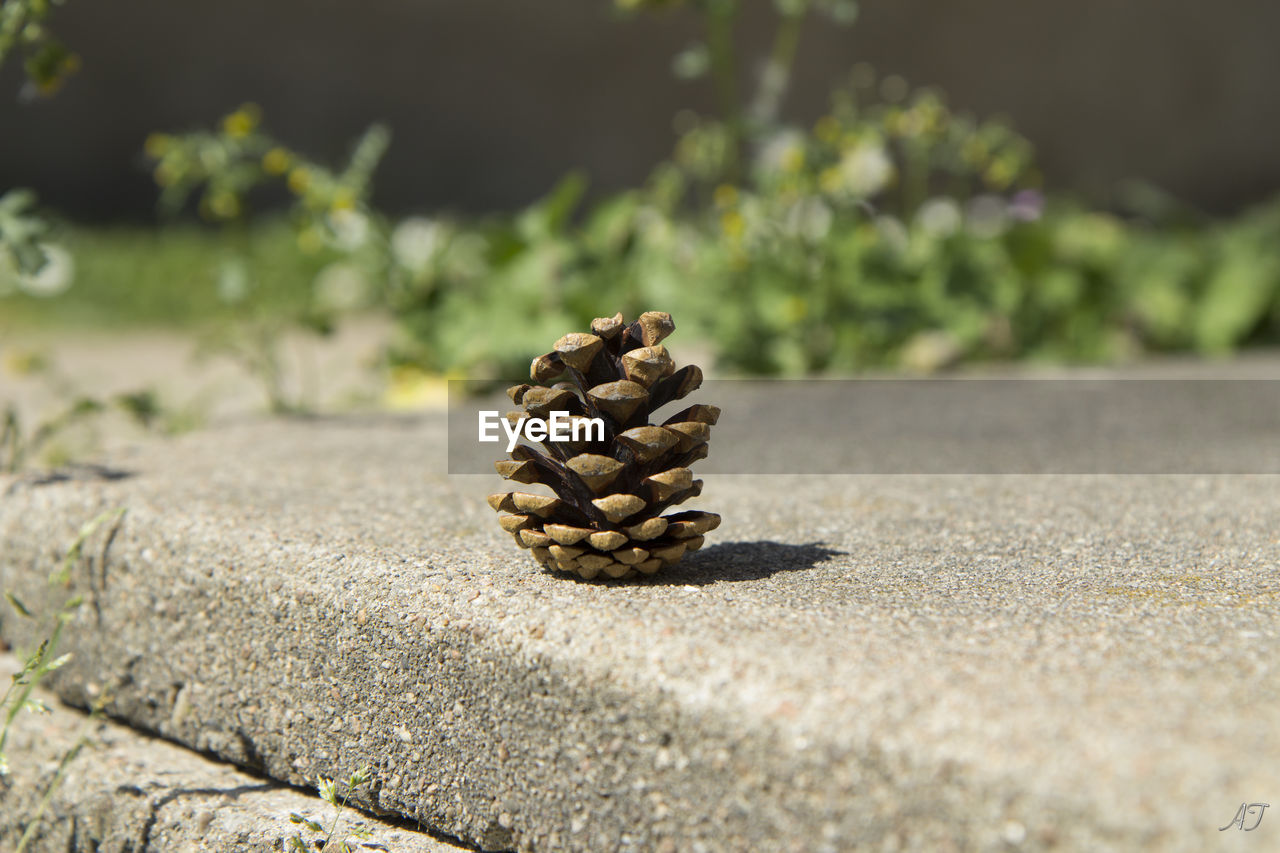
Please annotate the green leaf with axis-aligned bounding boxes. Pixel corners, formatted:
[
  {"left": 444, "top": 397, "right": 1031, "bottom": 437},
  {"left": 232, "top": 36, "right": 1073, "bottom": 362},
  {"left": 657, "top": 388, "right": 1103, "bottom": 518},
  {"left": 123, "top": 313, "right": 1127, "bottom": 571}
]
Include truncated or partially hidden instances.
[
  {"left": 671, "top": 43, "right": 710, "bottom": 80},
  {"left": 825, "top": 0, "right": 859, "bottom": 24},
  {"left": 518, "top": 172, "right": 587, "bottom": 241},
  {"left": 1193, "top": 247, "right": 1279, "bottom": 352},
  {"left": 4, "top": 592, "right": 32, "bottom": 618}
]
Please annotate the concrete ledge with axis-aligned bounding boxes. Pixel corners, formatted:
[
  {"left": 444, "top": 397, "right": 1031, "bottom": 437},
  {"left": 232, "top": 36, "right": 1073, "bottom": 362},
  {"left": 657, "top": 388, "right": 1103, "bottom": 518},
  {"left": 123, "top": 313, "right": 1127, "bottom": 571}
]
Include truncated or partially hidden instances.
[
  {"left": 2, "top": 412, "right": 1279, "bottom": 851},
  {"left": 0, "top": 655, "right": 466, "bottom": 852}
]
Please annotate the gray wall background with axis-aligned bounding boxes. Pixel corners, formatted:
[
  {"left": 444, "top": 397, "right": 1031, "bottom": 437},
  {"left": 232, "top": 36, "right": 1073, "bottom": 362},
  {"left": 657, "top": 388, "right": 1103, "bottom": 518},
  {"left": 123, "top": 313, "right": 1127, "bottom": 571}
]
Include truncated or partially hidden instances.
[{"left": 1, "top": 0, "right": 1277, "bottom": 220}]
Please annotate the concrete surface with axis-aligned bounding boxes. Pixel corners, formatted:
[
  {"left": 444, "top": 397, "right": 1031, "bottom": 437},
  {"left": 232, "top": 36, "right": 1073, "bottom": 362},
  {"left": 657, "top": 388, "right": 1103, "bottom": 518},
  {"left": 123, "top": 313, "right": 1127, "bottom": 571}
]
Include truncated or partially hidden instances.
[
  {"left": 1, "top": 401, "right": 1278, "bottom": 851},
  {"left": 0, "top": 654, "right": 468, "bottom": 852}
]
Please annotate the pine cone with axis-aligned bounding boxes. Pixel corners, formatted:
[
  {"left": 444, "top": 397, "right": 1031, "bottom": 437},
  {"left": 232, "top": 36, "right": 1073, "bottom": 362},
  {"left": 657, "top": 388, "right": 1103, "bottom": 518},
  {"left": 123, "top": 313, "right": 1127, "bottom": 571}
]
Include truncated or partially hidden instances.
[{"left": 488, "top": 311, "right": 720, "bottom": 580}]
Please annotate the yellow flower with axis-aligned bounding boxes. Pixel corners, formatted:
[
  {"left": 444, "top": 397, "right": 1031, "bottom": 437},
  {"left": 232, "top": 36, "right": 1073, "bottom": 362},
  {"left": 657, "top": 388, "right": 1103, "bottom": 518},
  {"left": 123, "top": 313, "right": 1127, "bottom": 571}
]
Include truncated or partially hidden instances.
[
  {"left": 780, "top": 145, "right": 805, "bottom": 174},
  {"left": 330, "top": 188, "right": 356, "bottom": 213},
  {"left": 713, "top": 184, "right": 738, "bottom": 209},
  {"left": 262, "top": 147, "right": 291, "bottom": 175},
  {"left": 384, "top": 366, "right": 459, "bottom": 411},
  {"left": 818, "top": 167, "right": 843, "bottom": 195},
  {"left": 297, "top": 227, "right": 325, "bottom": 255},
  {"left": 207, "top": 192, "right": 241, "bottom": 220},
  {"left": 287, "top": 167, "right": 312, "bottom": 195},
  {"left": 884, "top": 107, "right": 906, "bottom": 137},
  {"left": 153, "top": 163, "right": 178, "bottom": 188},
  {"left": 720, "top": 210, "right": 745, "bottom": 241},
  {"left": 144, "top": 133, "right": 171, "bottom": 159},
  {"left": 984, "top": 159, "right": 1017, "bottom": 190},
  {"left": 222, "top": 103, "right": 261, "bottom": 139},
  {"left": 814, "top": 116, "right": 841, "bottom": 145}
]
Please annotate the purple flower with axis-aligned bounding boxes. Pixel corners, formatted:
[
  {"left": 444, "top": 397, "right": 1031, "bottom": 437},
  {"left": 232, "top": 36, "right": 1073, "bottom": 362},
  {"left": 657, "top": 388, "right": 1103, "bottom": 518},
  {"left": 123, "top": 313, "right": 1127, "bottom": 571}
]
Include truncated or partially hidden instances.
[{"left": 1008, "top": 189, "right": 1045, "bottom": 222}]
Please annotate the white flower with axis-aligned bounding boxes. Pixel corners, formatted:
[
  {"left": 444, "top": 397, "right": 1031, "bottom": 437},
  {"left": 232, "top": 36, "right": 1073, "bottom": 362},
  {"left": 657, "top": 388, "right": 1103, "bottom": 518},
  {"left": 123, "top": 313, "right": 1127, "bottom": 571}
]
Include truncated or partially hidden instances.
[
  {"left": 837, "top": 143, "right": 893, "bottom": 197},
  {"left": 313, "top": 261, "right": 370, "bottom": 313},
  {"left": 755, "top": 129, "right": 805, "bottom": 177},
  {"left": 916, "top": 198, "right": 962, "bottom": 238},
  {"left": 784, "top": 197, "right": 833, "bottom": 242},
  {"left": 966, "top": 195, "right": 1009, "bottom": 239},
  {"left": 391, "top": 217, "right": 444, "bottom": 273},
  {"left": 17, "top": 243, "right": 74, "bottom": 297},
  {"left": 874, "top": 215, "right": 909, "bottom": 253},
  {"left": 327, "top": 208, "right": 370, "bottom": 252},
  {"left": 217, "top": 258, "right": 250, "bottom": 304}
]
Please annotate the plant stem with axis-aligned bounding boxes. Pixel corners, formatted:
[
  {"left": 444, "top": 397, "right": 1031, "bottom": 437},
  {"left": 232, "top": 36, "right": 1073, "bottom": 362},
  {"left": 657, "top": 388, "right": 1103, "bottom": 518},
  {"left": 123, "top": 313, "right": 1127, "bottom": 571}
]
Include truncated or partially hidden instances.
[
  {"left": 704, "top": 0, "right": 743, "bottom": 182},
  {"left": 750, "top": 1, "right": 809, "bottom": 127},
  {"left": 901, "top": 139, "right": 930, "bottom": 219},
  {"left": 2, "top": 406, "right": 20, "bottom": 473},
  {"left": 0, "top": 620, "right": 64, "bottom": 761},
  {"left": 15, "top": 733, "right": 86, "bottom": 852}
]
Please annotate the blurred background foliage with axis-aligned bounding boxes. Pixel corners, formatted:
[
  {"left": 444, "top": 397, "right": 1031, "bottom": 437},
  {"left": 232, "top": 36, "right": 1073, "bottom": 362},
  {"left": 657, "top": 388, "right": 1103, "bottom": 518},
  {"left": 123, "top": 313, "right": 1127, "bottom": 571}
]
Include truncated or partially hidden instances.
[{"left": 3, "top": 0, "right": 1280, "bottom": 392}]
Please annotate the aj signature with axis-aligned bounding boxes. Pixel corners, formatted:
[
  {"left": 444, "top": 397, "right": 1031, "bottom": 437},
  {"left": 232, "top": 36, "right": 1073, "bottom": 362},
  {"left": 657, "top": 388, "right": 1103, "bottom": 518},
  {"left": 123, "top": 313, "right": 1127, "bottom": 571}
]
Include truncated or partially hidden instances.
[{"left": 1221, "top": 803, "right": 1270, "bottom": 832}]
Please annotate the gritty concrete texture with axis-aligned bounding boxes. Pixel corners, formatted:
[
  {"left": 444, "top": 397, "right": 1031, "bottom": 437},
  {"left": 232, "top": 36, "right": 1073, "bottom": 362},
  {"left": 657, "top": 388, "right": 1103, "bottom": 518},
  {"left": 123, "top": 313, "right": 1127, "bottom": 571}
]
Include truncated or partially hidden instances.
[
  {"left": 0, "top": 654, "right": 468, "bottom": 852},
  {"left": 1, "top": 401, "right": 1279, "bottom": 851}
]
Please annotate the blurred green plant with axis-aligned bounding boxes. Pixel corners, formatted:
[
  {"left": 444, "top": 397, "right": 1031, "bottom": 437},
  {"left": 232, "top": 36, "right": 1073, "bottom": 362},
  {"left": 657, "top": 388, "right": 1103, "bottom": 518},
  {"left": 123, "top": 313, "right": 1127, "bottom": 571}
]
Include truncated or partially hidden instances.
[
  {"left": 378, "top": 0, "right": 1280, "bottom": 376},
  {"left": 0, "top": 222, "right": 319, "bottom": 330},
  {"left": 0, "top": 190, "right": 50, "bottom": 275},
  {"left": 107, "top": 3, "right": 1280, "bottom": 384},
  {"left": 0, "top": 190, "right": 75, "bottom": 307},
  {"left": 145, "top": 105, "right": 391, "bottom": 412},
  {"left": 1, "top": 0, "right": 77, "bottom": 313},
  {"left": 0, "top": 0, "right": 78, "bottom": 98}
]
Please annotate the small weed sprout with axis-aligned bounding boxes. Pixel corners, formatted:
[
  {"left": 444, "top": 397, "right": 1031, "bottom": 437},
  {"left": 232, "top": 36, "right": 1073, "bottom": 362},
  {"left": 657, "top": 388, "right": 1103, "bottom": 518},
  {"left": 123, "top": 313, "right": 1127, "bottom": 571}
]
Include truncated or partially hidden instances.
[
  {"left": 1, "top": 507, "right": 124, "bottom": 849},
  {"left": 0, "top": 348, "right": 181, "bottom": 473},
  {"left": 1, "top": 590, "right": 113, "bottom": 853},
  {"left": 0, "top": 594, "right": 77, "bottom": 778},
  {"left": 49, "top": 506, "right": 128, "bottom": 587},
  {"left": 0, "top": 399, "right": 103, "bottom": 475},
  {"left": 288, "top": 765, "right": 374, "bottom": 852}
]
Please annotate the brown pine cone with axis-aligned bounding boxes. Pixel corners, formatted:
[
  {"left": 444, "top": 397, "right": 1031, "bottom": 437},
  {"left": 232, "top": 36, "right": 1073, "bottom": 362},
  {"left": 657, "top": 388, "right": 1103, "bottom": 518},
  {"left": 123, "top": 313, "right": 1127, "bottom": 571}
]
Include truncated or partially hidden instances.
[{"left": 488, "top": 311, "right": 720, "bottom": 579}]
